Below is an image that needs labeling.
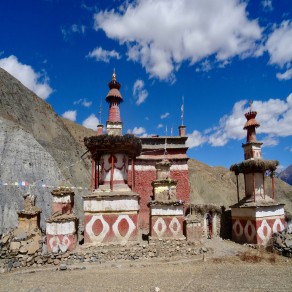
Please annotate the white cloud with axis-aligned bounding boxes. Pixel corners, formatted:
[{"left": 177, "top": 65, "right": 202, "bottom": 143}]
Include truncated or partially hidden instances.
[
  {"left": 261, "top": 0, "right": 273, "bottom": 11},
  {"left": 74, "top": 98, "right": 92, "bottom": 107},
  {"left": 207, "top": 94, "right": 292, "bottom": 146},
  {"left": 62, "top": 110, "right": 77, "bottom": 122},
  {"left": 82, "top": 100, "right": 92, "bottom": 107},
  {"left": 71, "top": 24, "right": 86, "bottom": 34},
  {"left": 0, "top": 55, "right": 53, "bottom": 99},
  {"left": 266, "top": 21, "right": 292, "bottom": 67},
  {"left": 186, "top": 130, "right": 207, "bottom": 148},
  {"left": 133, "top": 79, "right": 148, "bottom": 105},
  {"left": 94, "top": 0, "right": 262, "bottom": 80},
  {"left": 261, "top": 135, "right": 278, "bottom": 147},
  {"left": 87, "top": 46, "right": 121, "bottom": 63},
  {"left": 61, "top": 24, "right": 86, "bottom": 40},
  {"left": 160, "top": 112, "right": 170, "bottom": 119},
  {"left": 276, "top": 68, "right": 292, "bottom": 81},
  {"left": 82, "top": 114, "right": 99, "bottom": 130},
  {"left": 196, "top": 59, "right": 212, "bottom": 73},
  {"left": 127, "top": 126, "right": 146, "bottom": 135},
  {"left": 157, "top": 124, "right": 163, "bottom": 129}
]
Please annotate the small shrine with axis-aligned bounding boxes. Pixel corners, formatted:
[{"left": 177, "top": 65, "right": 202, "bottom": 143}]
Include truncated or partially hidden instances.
[
  {"left": 83, "top": 72, "right": 142, "bottom": 245},
  {"left": 13, "top": 193, "right": 42, "bottom": 255},
  {"left": 230, "top": 103, "right": 285, "bottom": 245},
  {"left": 149, "top": 159, "right": 185, "bottom": 240},
  {"left": 46, "top": 188, "right": 78, "bottom": 253}
]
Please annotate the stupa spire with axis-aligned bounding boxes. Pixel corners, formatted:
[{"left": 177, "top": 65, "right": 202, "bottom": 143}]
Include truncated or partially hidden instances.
[
  {"left": 243, "top": 101, "right": 260, "bottom": 143},
  {"left": 106, "top": 70, "right": 123, "bottom": 135}
]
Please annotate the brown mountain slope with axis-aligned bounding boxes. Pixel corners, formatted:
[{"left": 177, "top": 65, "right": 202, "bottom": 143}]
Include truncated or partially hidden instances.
[
  {"left": 0, "top": 68, "right": 91, "bottom": 231},
  {"left": 61, "top": 118, "right": 95, "bottom": 152}
]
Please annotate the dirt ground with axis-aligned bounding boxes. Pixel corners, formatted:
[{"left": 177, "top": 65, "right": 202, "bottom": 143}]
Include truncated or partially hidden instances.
[{"left": 1, "top": 238, "right": 292, "bottom": 292}]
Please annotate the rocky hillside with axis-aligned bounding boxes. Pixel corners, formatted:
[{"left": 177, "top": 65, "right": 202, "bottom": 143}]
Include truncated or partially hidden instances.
[
  {"left": 279, "top": 164, "right": 292, "bottom": 186},
  {"left": 0, "top": 68, "right": 93, "bottom": 233}
]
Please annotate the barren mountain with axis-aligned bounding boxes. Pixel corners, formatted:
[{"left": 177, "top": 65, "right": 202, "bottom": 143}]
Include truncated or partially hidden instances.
[{"left": 0, "top": 68, "right": 92, "bottom": 232}]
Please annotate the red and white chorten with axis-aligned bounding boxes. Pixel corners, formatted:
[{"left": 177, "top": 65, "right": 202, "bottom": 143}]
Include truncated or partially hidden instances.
[
  {"left": 88, "top": 71, "right": 190, "bottom": 234},
  {"left": 230, "top": 107, "right": 285, "bottom": 245},
  {"left": 46, "top": 189, "right": 78, "bottom": 253},
  {"left": 149, "top": 159, "right": 185, "bottom": 240},
  {"left": 83, "top": 72, "right": 141, "bottom": 245}
]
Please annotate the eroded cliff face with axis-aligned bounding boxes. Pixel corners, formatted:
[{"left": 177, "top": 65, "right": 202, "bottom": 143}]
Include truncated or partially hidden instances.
[{"left": 0, "top": 68, "right": 91, "bottom": 232}]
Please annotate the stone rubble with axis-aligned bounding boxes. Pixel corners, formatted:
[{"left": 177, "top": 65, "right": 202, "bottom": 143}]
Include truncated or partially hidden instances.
[
  {"left": 0, "top": 233, "right": 207, "bottom": 273},
  {"left": 273, "top": 228, "right": 292, "bottom": 258}
]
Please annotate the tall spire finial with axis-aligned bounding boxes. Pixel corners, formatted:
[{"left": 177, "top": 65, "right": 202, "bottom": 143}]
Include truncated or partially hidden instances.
[
  {"left": 112, "top": 68, "right": 116, "bottom": 82},
  {"left": 98, "top": 100, "right": 102, "bottom": 125},
  {"left": 249, "top": 100, "right": 253, "bottom": 112}
]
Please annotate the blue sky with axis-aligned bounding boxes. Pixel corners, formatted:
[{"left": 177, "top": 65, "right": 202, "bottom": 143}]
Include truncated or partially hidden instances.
[{"left": 0, "top": 0, "right": 292, "bottom": 169}]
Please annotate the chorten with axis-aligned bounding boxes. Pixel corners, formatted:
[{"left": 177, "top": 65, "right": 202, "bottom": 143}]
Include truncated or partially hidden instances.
[
  {"left": 46, "top": 188, "right": 78, "bottom": 253},
  {"left": 149, "top": 159, "right": 185, "bottom": 240},
  {"left": 230, "top": 103, "right": 285, "bottom": 245},
  {"left": 83, "top": 71, "right": 142, "bottom": 245}
]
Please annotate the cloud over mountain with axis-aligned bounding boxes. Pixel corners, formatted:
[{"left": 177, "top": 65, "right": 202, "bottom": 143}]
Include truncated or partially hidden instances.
[
  {"left": 82, "top": 114, "right": 99, "bottom": 130},
  {"left": 62, "top": 110, "right": 77, "bottom": 122},
  {"left": 0, "top": 55, "right": 52, "bottom": 99}
]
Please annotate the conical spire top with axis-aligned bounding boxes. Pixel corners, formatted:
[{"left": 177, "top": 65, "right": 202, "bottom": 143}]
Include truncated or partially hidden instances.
[
  {"left": 106, "top": 69, "right": 122, "bottom": 101},
  {"left": 243, "top": 101, "right": 260, "bottom": 143}
]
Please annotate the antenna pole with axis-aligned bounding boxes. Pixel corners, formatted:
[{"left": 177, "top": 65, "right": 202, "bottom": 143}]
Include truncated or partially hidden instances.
[{"left": 98, "top": 100, "right": 102, "bottom": 124}]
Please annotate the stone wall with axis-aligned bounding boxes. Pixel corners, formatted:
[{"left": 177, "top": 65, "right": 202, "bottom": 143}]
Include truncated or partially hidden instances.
[{"left": 0, "top": 237, "right": 208, "bottom": 273}]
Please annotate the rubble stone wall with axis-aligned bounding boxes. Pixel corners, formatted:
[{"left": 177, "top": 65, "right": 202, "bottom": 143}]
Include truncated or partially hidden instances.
[{"left": 0, "top": 237, "right": 207, "bottom": 273}]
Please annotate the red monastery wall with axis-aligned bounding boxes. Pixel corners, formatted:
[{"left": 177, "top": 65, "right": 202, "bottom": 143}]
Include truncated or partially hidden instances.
[
  {"left": 134, "top": 170, "right": 157, "bottom": 231},
  {"left": 130, "top": 164, "right": 189, "bottom": 233},
  {"left": 170, "top": 170, "right": 189, "bottom": 203}
]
